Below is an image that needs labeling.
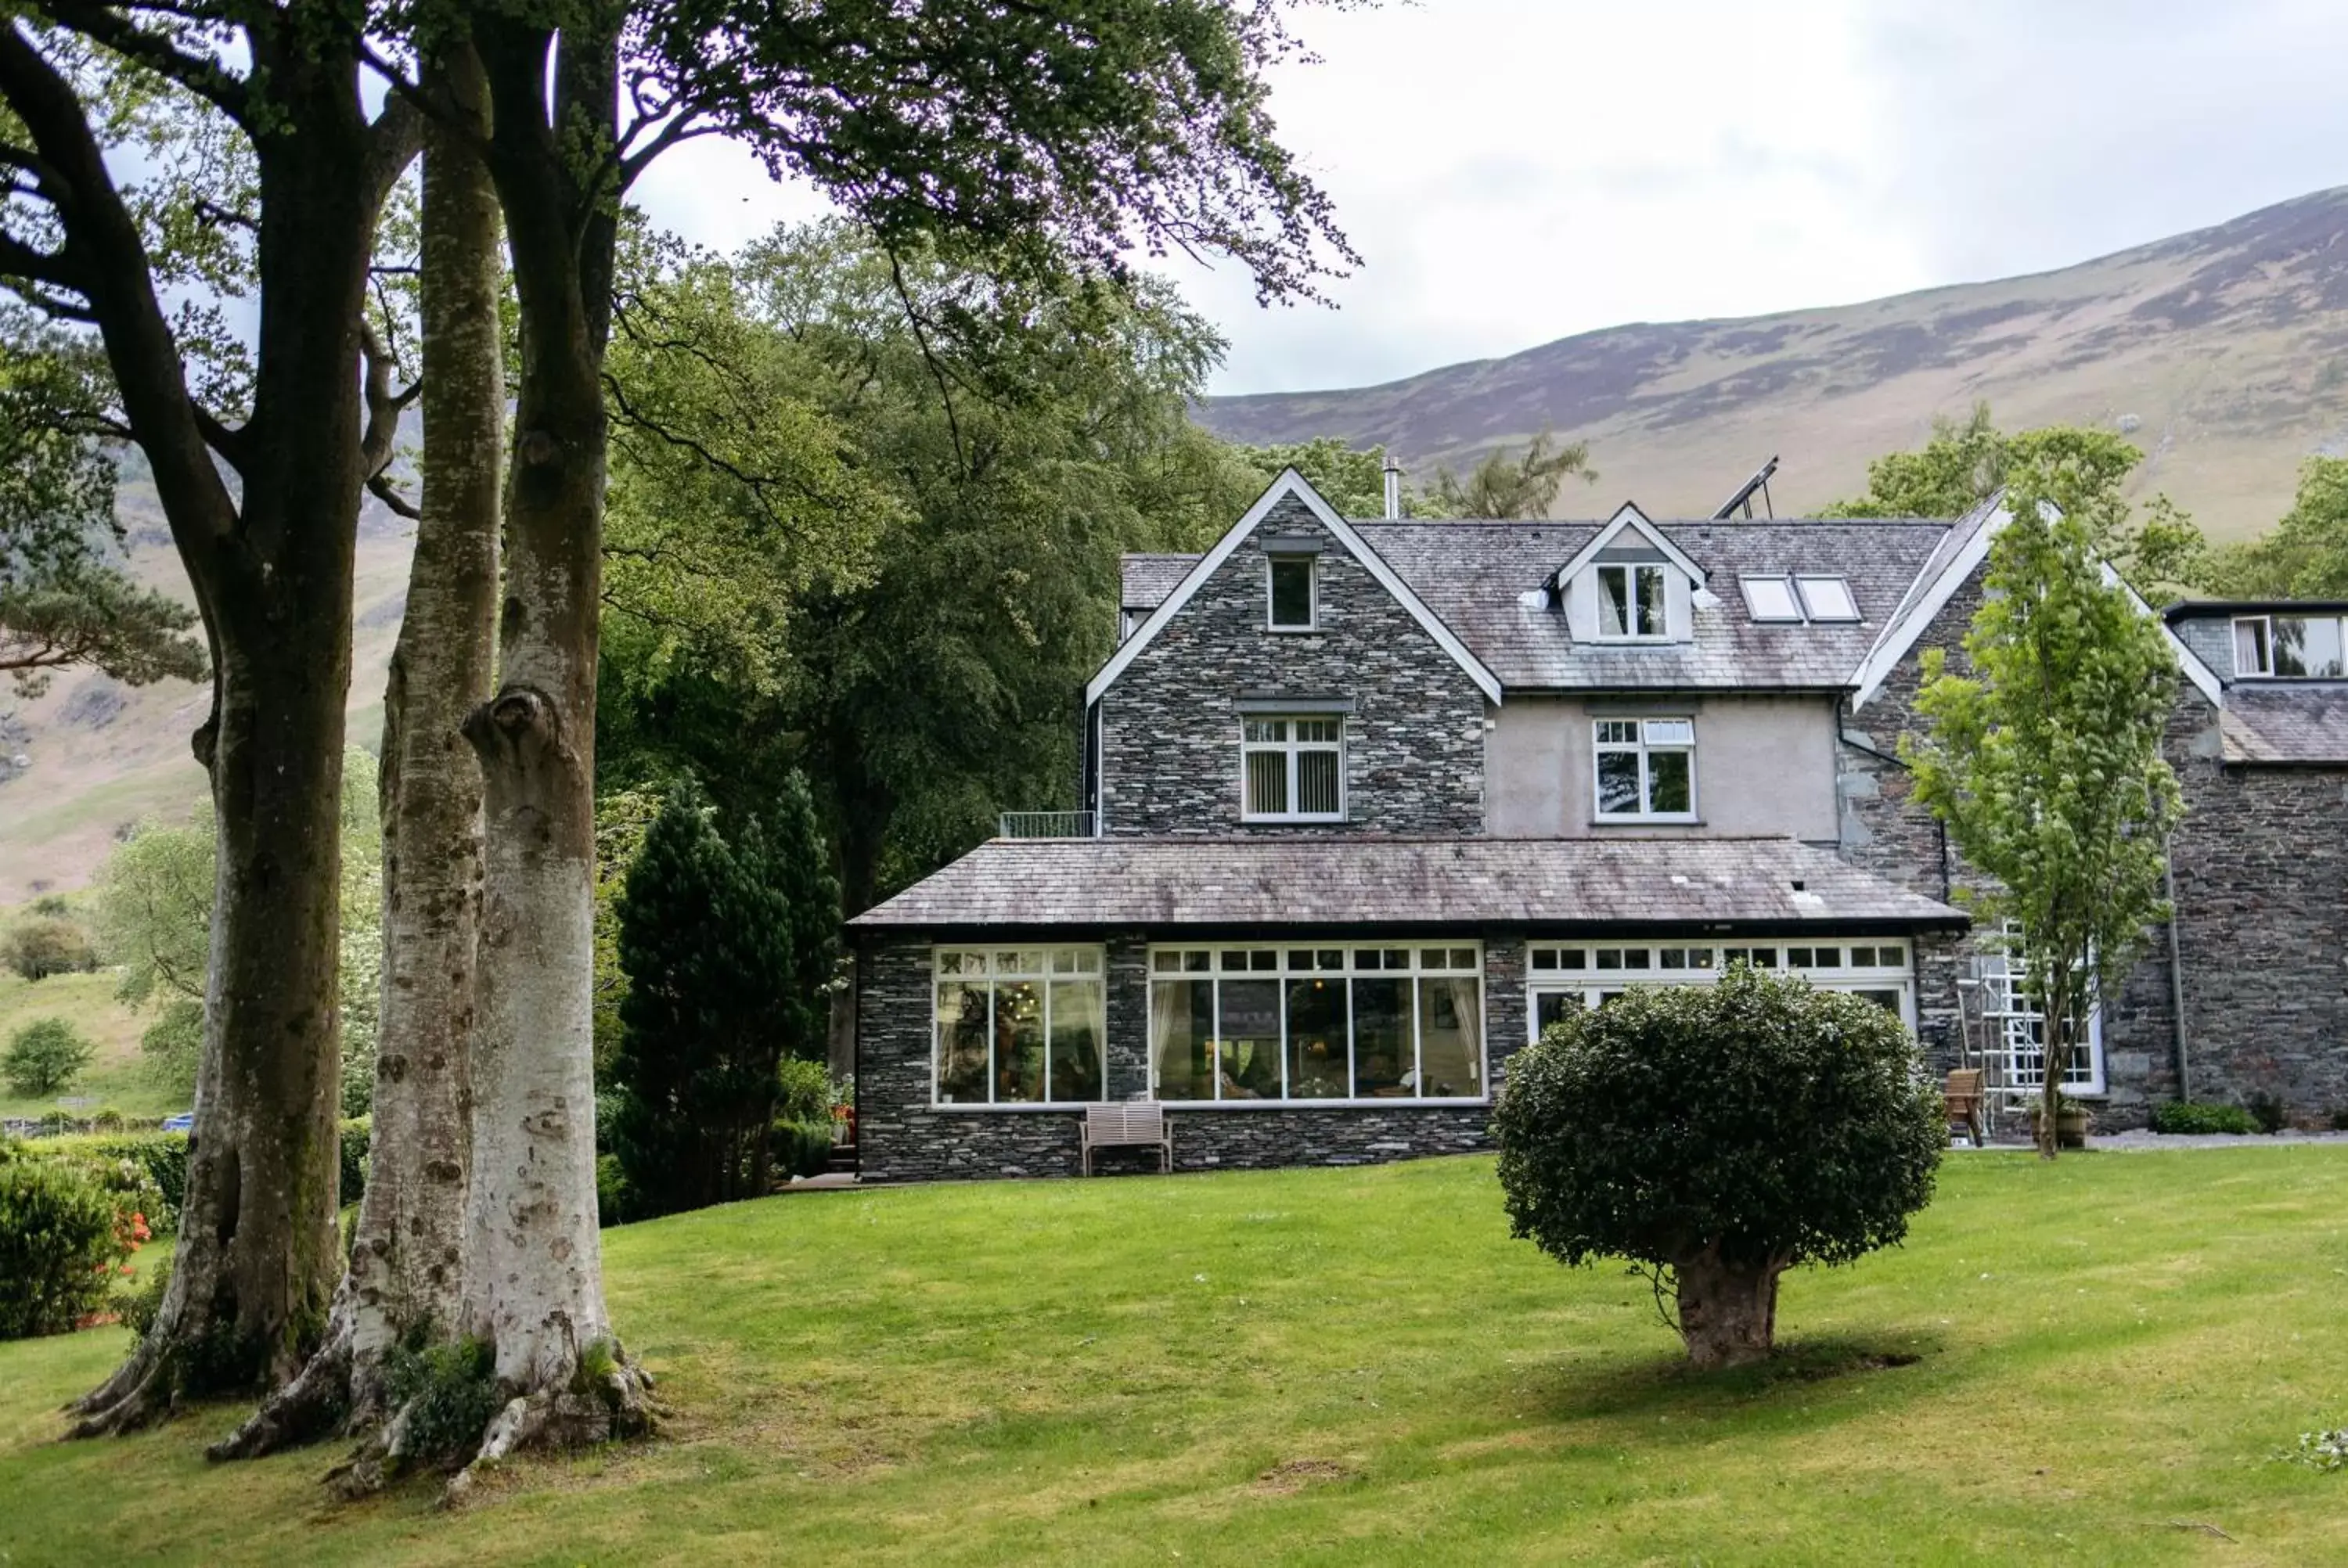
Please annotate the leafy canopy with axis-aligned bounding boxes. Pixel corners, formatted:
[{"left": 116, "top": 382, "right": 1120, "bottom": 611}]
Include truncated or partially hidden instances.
[
  {"left": 2206, "top": 455, "right": 2348, "bottom": 598},
  {"left": 1831, "top": 405, "right": 2207, "bottom": 598},
  {"left": 4, "top": 1017, "right": 97, "bottom": 1098},
  {"left": 1492, "top": 966, "right": 1943, "bottom": 1275},
  {"left": 1901, "top": 452, "right": 2184, "bottom": 1149},
  {"left": 1428, "top": 433, "right": 1595, "bottom": 520}
]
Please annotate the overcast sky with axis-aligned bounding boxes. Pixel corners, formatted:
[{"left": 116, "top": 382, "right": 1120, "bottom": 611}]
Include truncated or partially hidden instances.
[{"left": 631, "top": 0, "right": 2348, "bottom": 397}]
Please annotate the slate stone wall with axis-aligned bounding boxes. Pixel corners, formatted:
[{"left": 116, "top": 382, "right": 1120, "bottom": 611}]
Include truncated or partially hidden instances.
[
  {"left": 1099, "top": 494, "right": 1486, "bottom": 836},
  {"left": 1840, "top": 563, "right": 2348, "bottom": 1129},
  {"left": 854, "top": 932, "right": 1531, "bottom": 1183}
]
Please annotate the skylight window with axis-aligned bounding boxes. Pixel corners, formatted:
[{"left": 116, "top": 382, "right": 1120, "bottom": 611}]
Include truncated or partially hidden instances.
[
  {"left": 1795, "top": 575, "right": 1859, "bottom": 621},
  {"left": 1739, "top": 576, "right": 1801, "bottom": 621}
]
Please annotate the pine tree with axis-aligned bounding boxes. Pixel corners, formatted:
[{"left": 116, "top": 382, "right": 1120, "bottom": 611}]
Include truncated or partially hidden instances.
[{"left": 610, "top": 779, "right": 837, "bottom": 1216}]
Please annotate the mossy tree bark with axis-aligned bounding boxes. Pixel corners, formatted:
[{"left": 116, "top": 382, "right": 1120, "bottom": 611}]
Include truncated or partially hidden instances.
[
  {"left": 210, "top": 49, "right": 502, "bottom": 1468},
  {"left": 0, "top": 18, "right": 419, "bottom": 1434}
]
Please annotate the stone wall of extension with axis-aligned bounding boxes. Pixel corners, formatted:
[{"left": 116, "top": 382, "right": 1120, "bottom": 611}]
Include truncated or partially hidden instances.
[
  {"left": 854, "top": 933, "right": 1532, "bottom": 1183},
  {"left": 1840, "top": 566, "right": 2348, "bottom": 1129},
  {"left": 1098, "top": 493, "right": 1487, "bottom": 836}
]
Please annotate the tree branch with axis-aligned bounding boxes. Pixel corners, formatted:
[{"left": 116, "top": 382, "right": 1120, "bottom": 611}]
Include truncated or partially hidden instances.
[
  {"left": 367, "top": 470, "right": 420, "bottom": 520},
  {"left": 31, "top": 2, "right": 251, "bottom": 124}
]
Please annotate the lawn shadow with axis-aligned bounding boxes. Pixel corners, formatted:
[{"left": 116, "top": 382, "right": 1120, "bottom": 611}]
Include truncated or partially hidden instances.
[{"left": 1503, "top": 1330, "right": 1952, "bottom": 1438}]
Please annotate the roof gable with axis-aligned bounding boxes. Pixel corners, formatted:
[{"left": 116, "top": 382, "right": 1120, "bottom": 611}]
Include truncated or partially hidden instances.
[
  {"left": 1084, "top": 469, "right": 1502, "bottom": 707},
  {"left": 1550, "top": 502, "right": 1707, "bottom": 588}
]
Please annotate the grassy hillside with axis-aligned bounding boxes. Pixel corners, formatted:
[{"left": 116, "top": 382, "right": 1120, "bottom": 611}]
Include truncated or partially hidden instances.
[
  {"left": 0, "top": 969, "right": 180, "bottom": 1120},
  {"left": 3, "top": 1149, "right": 2346, "bottom": 1564},
  {"left": 1201, "top": 187, "right": 2348, "bottom": 537}
]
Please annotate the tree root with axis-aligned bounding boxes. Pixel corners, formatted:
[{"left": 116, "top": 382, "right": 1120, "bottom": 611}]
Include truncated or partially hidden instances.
[
  {"left": 207, "top": 1322, "right": 360, "bottom": 1462},
  {"left": 67, "top": 1343, "right": 173, "bottom": 1440},
  {"left": 442, "top": 1355, "right": 657, "bottom": 1509}
]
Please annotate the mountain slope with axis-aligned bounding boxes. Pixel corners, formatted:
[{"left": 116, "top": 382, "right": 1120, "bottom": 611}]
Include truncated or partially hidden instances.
[{"left": 1199, "top": 187, "right": 2348, "bottom": 536}]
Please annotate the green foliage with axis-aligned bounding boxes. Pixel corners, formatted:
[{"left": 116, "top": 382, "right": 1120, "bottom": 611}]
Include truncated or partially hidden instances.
[
  {"left": 140, "top": 998, "right": 202, "bottom": 1101},
  {"left": 118, "top": 1251, "right": 172, "bottom": 1340},
  {"left": 1901, "top": 458, "right": 2185, "bottom": 1155},
  {"left": 769, "top": 1120, "right": 835, "bottom": 1181},
  {"left": 3, "top": 1017, "right": 95, "bottom": 1097},
  {"left": 2151, "top": 1102, "right": 2259, "bottom": 1136},
  {"left": 1829, "top": 405, "right": 2209, "bottom": 597},
  {"left": 336, "top": 746, "right": 383, "bottom": 1119},
  {"left": 592, "top": 789, "right": 665, "bottom": 1077},
  {"left": 611, "top": 780, "right": 839, "bottom": 1217},
  {"left": 1428, "top": 433, "right": 1597, "bottom": 519},
  {"left": 382, "top": 1335, "right": 504, "bottom": 1471},
  {"left": 1491, "top": 966, "right": 1943, "bottom": 1282},
  {"left": 0, "top": 1157, "right": 127, "bottom": 1340},
  {"left": 599, "top": 223, "right": 1259, "bottom": 908},
  {"left": 91, "top": 811, "right": 214, "bottom": 1009},
  {"left": 1, "top": 914, "right": 98, "bottom": 981},
  {"left": 338, "top": 1118, "right": 370, "bottom": 1209},
  {"left": 596, "top": 1153, "right": 632, "bottom": 1229},
  {"left": 775, "top": 1057, "right": 834, "bottom": 1124},
  {"left": 1226, "top": 437, "right": 1425, "bottom": 518},
  {"left": 27, "top": 1132, "right": 185, "bottom": 1233},
  {"left": 0, "top": 564, "right": 207, "bottom": 696},
  {"left": 2206, "top": 455, "right": 2348, "bottom": 597}
]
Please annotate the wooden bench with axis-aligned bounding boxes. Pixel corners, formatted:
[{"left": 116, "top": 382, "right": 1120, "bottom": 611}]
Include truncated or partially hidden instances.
[
  {"left": 1082, "top": 1102, "right": 1172, "bottom": 1175},
  {"left": 1945, "top": 1068, "right": 1986, "bottom": 1148}
]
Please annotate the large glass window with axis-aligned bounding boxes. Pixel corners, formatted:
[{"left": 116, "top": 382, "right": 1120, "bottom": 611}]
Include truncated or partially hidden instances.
[
  {"left": 2235, "top": 613, "right": 2348, "bottom": 678},
  {"left": 1596, "top": 563, "right": 1669, "bottom": 638},
  {"left": 934, "top": 948, "right": 1107, "bottom": 1105},
  {"left": 1242, "top": 717, "right": 1345, "bottom": 821},
  {"left": 1267, "top": 555, "right": 1316, "bottom": 629},
  {"left": 1527, "top": 940, "right": 1914, "bottom": 1040},
  {"left": 1147, "top": 943, "right": 1485, "bottom": 1102},
  {"left": 1593, "top": 717, "right": 1695, "bottom": 820}
]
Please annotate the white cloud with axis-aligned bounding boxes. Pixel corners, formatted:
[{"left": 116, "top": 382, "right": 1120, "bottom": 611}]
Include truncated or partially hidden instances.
[{"left": 631, "top": 0, "right": 2348, "bottom": 397}]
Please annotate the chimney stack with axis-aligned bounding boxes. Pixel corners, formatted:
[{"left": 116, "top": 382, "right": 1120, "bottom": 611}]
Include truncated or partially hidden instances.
[{"left": 1382, "top": 452, "right": 1403, "bottom": 520}]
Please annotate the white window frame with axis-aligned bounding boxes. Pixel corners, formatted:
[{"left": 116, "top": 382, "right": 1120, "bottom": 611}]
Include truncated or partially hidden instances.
[
  {"left": 1591, "top": 717, "right": 1697, "bottom": 822},
  {"left": 1526, "top": 940, "right": 1915, "bottom": 1041},
  {"left": 1266, "top": 553, "right": 1317, "bottom": 631},
  {"left": 1146, "top": 940, "right": 1487, "bottom": 1106},
  {"left": 931, "top": 946, "right": 1110, "bottom": 1109},
  {"left": 1795, "top": 575, "right": 1859, "bottom": 621},
  {"left": 1241, "top": 714, "right": 1345, "bottom": 822},
  {"left": 2232, "top": 612, "right": 2347, "bottom": 678},
  {"left": 1739, "top": 574, "right": 1802, "bottom": 622},
  {"left": 1594, "top": 562, "right": 1670, "bottom": 641},
  {"left": 1977, "top": 923, "right": 2105, "bottom": 1095}
]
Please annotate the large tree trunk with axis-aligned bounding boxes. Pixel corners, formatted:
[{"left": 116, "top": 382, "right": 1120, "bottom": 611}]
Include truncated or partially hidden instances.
[
  {"left": 1673, "top": 1246, "right": 1784, "bottom": 1370},
  {"left": 58, "top": 29, "right": 409, "bottom": 1435},
  {"left": 210, "top": 55, "right": 503, "bottom": 1469},
  {"left": 445, "top": 20, "right": 650, "bottom": 1482}
]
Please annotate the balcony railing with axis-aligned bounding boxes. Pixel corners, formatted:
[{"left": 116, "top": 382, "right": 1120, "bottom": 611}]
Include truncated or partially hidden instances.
[{"left": 998, "top": 810, "right": 1097, "bottom": 840}]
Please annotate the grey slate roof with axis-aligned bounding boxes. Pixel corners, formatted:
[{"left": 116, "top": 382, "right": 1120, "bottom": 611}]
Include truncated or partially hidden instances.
[
  {"left": 2219, "top": 685, "right": 2348, "bottom": 764},
  {"left": 850, "top": 836, "right": 1968, "bottom": 931},
  {"left": 1121, "top": 553, "right": 1201, "bottom": 611},
  {"left": 1117, "top": 516, "right": 1950, "bottom": 691}
]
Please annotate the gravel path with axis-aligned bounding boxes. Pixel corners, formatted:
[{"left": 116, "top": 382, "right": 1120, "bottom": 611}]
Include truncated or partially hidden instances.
[{"left": 1957, "top": 1129, "right": 2348, "bottom": 1152}]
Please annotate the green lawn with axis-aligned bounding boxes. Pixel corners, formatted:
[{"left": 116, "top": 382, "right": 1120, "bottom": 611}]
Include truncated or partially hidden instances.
[
  {"left": 0, "top": 969, "right": 182, "bottom": 1121},
  {"left": 3, "top": 1149, "right": 2346, "bottom": 1565}
]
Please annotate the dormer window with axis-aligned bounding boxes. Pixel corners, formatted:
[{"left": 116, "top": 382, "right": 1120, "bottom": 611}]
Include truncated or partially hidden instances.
[
  {"left": 2235, "top": 613, "right": 2347, "bottom": 678},
  {"left": 1267, "top": 554, "right": 1316, "bottom": 630},
  {"left": 1596, "top": 563, "right": 1668, "bottom": 639}
]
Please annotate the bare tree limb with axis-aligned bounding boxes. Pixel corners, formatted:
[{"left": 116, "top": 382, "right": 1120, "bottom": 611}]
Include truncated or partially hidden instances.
[{"left": 30, "top": 1, "right": 252, "bottom": 124}]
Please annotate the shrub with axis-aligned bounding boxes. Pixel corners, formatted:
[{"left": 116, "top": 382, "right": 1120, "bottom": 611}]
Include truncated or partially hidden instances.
[
  {"left": 1, "top": 915, "right": 99, "bottom": 981},
  {"left": 776, "top": 1056, "right": 833, "bottom": 1124},
  {"left": 596, "top": 1153, "right": 631, "bottom": 1228},
  {"left": 1492, "top": 966, "right": 1944, "bottom": 1368},
  {"left": 0, "top": 1159, "right": 128, "bottom": 1339},
  {"left": 382, "top": 1334, "right": 505, "bottom": 1470},
  {"left": 3, "top": 1017, "right": 97, "bottom": 1097},
  {"left": 2331, "top": 1108, "right": 2348, "bottom": 1134},
  {"left": 2247, "top": 1093, "right": 2290, "bottom": 1135},
  {"left": 338, "top": 1117, "right": 371, "bottom": 1207},
  {"left": 2151, "top": 1101, "right": 2259, "bottom": 1136},
  {"left": 769, "top": 1118, "right": 834, "bottom": 1181},
  {"left": 118, "top": 1252, "right": 172, "bottom": 1339},
  {"left": 17, "top": 1134, "right": 188, "bottom": 1233}
]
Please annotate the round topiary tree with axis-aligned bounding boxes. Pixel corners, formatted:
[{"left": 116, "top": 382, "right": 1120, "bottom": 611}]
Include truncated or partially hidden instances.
[{"left": 1492, "top": 964, "right": 1945, "bottom": 1368}]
